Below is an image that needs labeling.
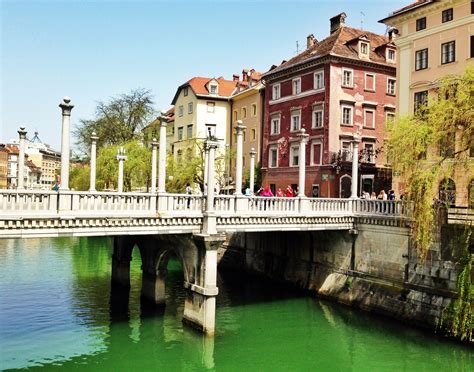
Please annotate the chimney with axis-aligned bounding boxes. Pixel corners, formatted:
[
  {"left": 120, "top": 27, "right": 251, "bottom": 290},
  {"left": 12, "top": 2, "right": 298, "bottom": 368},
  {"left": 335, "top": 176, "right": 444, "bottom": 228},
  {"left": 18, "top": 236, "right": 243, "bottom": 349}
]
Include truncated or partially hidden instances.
[
  {"left": 233, "top": 74, "right": 239, "bottom": 82},
  {"left": 306, "top": 34, "right": 316, "bottom": 49},
  {"left": 242, "top": 69, "right": 249, "bottom": 82},
  {"left": 388, "top": 27, "right": 399, "bottom": 42},
  {"left": 248, "top": 69, "right": 253, "bottom": 87},
  {"left": 330, "top": 12, "right": 347, "bottom": 34}
]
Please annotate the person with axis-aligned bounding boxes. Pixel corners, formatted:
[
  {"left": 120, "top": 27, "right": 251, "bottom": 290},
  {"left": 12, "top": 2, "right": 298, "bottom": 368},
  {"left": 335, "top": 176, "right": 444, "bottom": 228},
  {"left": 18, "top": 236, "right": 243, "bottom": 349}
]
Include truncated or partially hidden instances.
[
  {"left": 276, "top": 188, "right": 284, "bottom": 197},
  {"left": 377, "top": 190, "right": 387, "bottom": 200},
  {"left": 370, "top": 192, "right": 377, "bottom": 200},
  {"left": 256, "top": 186, "right": 264, "bottom": 196},
  {"left": 245, "top": 187, "right": 251, "bottom": 196},
  {"left": 260, "top": 186, "right": 273, "bottom": 197},
  {"left": 388, "top": 190, "right": 395, "bottom": 201},
  {"left": 52, "top": 175, "right": 60, "bottom": 192},
  {"left": 285, "top": 185, "right": 294, "bottom": 197},
  {"left": 295, "top": 186, "right": 299, "bottom": 197},
  {"left": 185, "top": 183, "right": 192, "bottom": 208},
  {"left": 360, "top": 190, "right": 369, "bottom": 199},
  {"left": 203, "top": 183, "right": 208, "bottom": 196}
]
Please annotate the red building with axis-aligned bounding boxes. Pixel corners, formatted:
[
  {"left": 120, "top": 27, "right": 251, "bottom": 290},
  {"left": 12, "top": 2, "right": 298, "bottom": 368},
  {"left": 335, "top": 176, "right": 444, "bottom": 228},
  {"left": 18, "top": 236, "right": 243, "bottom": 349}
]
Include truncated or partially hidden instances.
[{"left": 261, "top": 13, "right": 397, "bottom": 198}]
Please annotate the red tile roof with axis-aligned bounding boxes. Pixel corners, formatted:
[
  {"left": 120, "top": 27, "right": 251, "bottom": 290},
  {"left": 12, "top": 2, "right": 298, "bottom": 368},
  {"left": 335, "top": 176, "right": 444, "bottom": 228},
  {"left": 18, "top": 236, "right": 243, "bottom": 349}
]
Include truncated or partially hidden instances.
[
  {"left": 264, "top": 26, "right": 395, "bottom": 78},
  {"left": 380, "top": 0, "right": 435, "bottom": 22},
  {"left": 171, "top": 76, "right": 238, "bottom": 104}
]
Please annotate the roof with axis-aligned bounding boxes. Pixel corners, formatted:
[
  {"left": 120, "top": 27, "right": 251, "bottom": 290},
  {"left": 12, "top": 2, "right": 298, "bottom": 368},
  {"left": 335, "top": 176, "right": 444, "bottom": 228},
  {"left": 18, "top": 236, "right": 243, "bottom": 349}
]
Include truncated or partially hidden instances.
[
  {"left": 171, "top": 76, "right": 237, "bottom": 104},
  {"left": 379, "top": 0, "right": 435, "bottom": 23},
  {"left": 264, "top": 26, "right": 395, "bottom": 79}
]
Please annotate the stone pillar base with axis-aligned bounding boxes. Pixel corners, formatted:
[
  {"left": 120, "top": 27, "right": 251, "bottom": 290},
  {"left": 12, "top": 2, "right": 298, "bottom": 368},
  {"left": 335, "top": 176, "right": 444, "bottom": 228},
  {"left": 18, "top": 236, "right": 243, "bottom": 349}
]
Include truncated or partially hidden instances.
[
  {"left": 141, "top": 270, "right": 166, "bottom": 305},
  {"left": 111, "top": 255, "right": 131, "bottom": 288},
  {"left": 183, "top": 284, "right": 218, "bottom": 335}
]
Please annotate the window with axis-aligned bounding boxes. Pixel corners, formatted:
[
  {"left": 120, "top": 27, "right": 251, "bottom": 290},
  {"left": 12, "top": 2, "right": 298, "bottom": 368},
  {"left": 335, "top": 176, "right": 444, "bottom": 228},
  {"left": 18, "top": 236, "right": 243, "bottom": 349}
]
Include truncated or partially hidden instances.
[
  {"left": 341, "top": 105, "right": 353, "bottom": 125},
  {"left": 387, "top": 49, "right": 396, "bottom": 62},
  {"left": 183, "top": 87, "right": 188, "bottom": 97},
  {"left": 251, "top": 104, "right": 257, "bottom": 117},
  {"left": 386, "top": 112, "right": 396, "bottom": 126},
  {"left": 314, "top": 71, "right": 324, "bottom": 90},
  {"left": 241, "top": 107, "right": 247, "bottom": 119},
  {"left": 290, "top": 145, "right": 299, "bottom": 166},
  {"left": 363, "top": 143, "right": 374, "bottom": 163},
  {"left": 441, "top": 41, "right": 455, "bottom": 64},
  {"left": 270, "top": 116, "right": 280, "bottom": 135},
  {"left": 365, "top": 73, "right": 375, "bottom": 91},
  {"left": 178, "top": 105, "right": 184, "bottom": 117},
  {"left": 205, "top": 124, "right": 216, "bottom": 138},
  {"left": 442, "top": 8, "right": 453, "bottom": 23},
  {"left": 415, "top": 48, "right": 428, "bottom": 70},
  {"left": 414, "top": 90, "right": 428, "bottom": 113},
  {"left": 291, "top": 111, "right": 301, "bottom": 132},
  {"left": 472, "top": 0, "right": 474, "bottom": 14},
  {"left": 251, "top": 128, "right": 256, "bottom": 141},
  {"left": 233, "top": 110, "right": 237, "bottom": 121},
  {"left": 178, "top": 127, "right": 183, "bottom": 140},
  {"left": 416, "top": 17, "right": 426, "bottom": 31},
  {"left": 341, "top": 141, "right": 352, "bottom": 161},
  {"left": 471, "top": 35, "right": 474, "bottom": 58},
  {"left": 207, "top": 102, "right": 215, "bottom": 113},
  {"left": 272, "top": 84, "right": 281, "bottom": 100},
  {"left": 312, "top": 107, "right": 323, "bottom": 128},
  {"left": 364, "top": 109, "right": 375, "bottom": 128},
  {"left": 187, "top": 124, "right": 193, "bottom": 139},
  {"left": 188, "top": 102, "right": 193, "bottom": 114},
  {"left": 292, "top": 78, "right": 301, "bottom": 95},
  {"left": 209, "top": 84, "right": 218, "bottom": 94},
  {"left": 311, "top": 142, "right": 322, "bottom": 165},
  {"left": 360, "top": 42, "right": 369, "bottom": 56},
  {"left": 387, "top": 78, "right": 396, "bottom": 95},
  {"left": 342, "top": 68, "right": 353, "bottom": 87},
  {"left": 269, "top": 146, "right": 278, "bottom": 167}
]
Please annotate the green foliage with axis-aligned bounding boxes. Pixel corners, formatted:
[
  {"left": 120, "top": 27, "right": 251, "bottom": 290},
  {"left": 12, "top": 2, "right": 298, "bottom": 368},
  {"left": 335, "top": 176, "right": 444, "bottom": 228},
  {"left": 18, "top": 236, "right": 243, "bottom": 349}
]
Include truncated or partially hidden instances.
[
  {"left": 74, "top": 88, "right": 155, "bottom": 152},
  {"left": 387, "top": 66, "right": 474, "bottom": 258},
  {"left": 70, "top": 166, "right": 90, "bottom": 191}
]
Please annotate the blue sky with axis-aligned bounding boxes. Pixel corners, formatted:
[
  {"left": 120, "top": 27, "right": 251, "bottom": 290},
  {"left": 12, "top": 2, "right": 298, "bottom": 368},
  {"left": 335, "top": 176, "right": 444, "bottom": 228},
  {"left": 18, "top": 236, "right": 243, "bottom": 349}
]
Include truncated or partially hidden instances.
[{"left": 1, "top": 0, "right": 408, "bottom": 151}]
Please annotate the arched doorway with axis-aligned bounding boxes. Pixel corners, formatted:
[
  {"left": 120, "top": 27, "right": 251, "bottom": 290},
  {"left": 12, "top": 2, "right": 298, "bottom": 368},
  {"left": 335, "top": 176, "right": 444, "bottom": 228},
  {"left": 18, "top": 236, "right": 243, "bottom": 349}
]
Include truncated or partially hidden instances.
[
  {"left": 340, "top": 175, "right": 351, "bottom": 198},
  {"left": 439, "top": 178, "right": 456, "bottom": 207}
]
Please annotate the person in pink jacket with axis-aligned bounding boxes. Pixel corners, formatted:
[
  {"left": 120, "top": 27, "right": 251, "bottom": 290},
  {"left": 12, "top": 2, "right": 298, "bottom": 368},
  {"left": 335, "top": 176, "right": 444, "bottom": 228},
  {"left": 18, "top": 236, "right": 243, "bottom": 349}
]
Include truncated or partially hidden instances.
[{"left": 260, "top": 186, "right": 274, "bottom": 197}]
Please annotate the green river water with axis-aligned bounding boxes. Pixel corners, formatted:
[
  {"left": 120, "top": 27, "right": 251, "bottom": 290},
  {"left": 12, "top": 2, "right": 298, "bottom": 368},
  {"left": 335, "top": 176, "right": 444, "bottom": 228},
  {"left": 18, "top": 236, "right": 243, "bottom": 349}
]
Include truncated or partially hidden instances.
[{"left": 0, "top": 237, "right": 472, "bottom": 371}]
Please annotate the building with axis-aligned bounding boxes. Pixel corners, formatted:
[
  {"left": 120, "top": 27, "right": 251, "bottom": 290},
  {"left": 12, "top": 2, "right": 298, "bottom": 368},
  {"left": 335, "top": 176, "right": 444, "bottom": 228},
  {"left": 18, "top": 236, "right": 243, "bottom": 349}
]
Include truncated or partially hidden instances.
[
  {"left": 0, "top": 145, "right": 8, "bottom": 189},
  {"left": 26, "top": 160, "right": 41, "bottom": 189},
  {"left": 230, "top": 69, "right": 264, "bottom": 190},
  {"left": 261, "top": 13, "right": 397, "bottom": 197},
  {"left": 39, "top": 148, "right": 61, "bottom": 187},
  {"left": 381, "top": 0, "right": 474, "bottom": 206},
  {"left": 142, "top": 107, "right": 175, "bottom": 152}
]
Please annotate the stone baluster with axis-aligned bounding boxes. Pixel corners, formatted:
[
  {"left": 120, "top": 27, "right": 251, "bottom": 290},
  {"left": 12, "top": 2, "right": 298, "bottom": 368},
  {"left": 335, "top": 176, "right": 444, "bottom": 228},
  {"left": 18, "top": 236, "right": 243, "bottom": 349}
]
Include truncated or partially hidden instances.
[
  {"left": 150, "top": 138, "right": 158, "bottom": 193},
  {"left": 351, "top": 135, "right": 361, "bottom": 198},
  {"left": 59, "top": 97, "right": 74, "bottom": 190},
  {"left": 17, "top": 127, "right": 27, "bottom": 190},
  {"left": 249, "top": 147, "right": 256, "bottom": 195},
  {"left": 89, "top": 132, "right": 98, "bottom": 192},
  {"left": 116, "top": 147, "right": 127, "bottom": 193}
]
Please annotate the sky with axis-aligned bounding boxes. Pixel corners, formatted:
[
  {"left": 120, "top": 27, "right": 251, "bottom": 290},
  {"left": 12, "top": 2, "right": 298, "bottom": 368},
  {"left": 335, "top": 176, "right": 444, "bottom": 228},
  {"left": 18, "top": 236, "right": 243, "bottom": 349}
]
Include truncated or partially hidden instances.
[{"left": 1, "top": 0, "right": 409, "bottom": 152}]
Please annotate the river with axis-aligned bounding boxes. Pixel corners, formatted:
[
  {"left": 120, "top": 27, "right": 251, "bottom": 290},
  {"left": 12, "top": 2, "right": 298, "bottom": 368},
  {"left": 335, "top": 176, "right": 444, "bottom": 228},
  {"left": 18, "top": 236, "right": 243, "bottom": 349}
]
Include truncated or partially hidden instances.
[{"left": 0, "top": 237, "right": 472, "bottom": 371}]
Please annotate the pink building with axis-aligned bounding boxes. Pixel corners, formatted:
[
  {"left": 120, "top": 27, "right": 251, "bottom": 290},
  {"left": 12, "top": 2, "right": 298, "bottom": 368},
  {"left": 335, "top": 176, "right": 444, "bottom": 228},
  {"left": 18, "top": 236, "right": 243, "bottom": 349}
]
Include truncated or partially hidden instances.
[{"left": 261, "top": 13, "right": 397, "bottom": 198}]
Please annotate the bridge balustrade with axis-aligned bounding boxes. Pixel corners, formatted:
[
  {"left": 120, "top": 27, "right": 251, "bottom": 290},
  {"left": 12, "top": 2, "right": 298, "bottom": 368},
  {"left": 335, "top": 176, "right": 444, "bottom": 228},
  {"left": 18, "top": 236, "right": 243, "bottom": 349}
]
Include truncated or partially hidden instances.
[
  {"left": 0, "top": 190, "right": 58, "bottom": 215},
  {"left": 248, "top": 196, "right": 298, "bottom": 213},
  {"left": 165, "top": 194, "right": 203, "bottom": 213},
  {"left": 309, "top": 198, "right": 352, "bottom": 214},
  {"left": 354, "top": 199, "right": 404, "bottom": 216}
]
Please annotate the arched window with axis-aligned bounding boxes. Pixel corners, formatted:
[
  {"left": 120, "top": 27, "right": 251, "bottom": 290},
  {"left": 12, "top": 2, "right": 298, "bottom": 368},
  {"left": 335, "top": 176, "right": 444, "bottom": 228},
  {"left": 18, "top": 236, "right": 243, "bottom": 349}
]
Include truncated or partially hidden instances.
[
  {"left": 469, "top": 180, "right": 474, "bottom": 209},
  {"left": 340, "top": 174, "right": 352, "bottom": 198},
  {"left": 439, "top": 178, "right": 456, "bottom": 207}
]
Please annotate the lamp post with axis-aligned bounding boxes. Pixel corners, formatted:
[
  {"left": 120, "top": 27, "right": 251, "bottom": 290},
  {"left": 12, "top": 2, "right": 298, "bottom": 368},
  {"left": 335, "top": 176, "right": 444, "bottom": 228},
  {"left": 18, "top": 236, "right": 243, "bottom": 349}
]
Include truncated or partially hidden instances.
[
  {"left": 59, "top": 97, "right": 74, "bottom": 190},
  {"left": 351, "top": 134, "right": 361, "bottom": 198},
  {"left": 234, "top": 121, "right": 246, "bottom": 195},
  {"left": 17, "top": 127, "right": 27, "bottom": 190},
  {"left": 297, "top": 128, "right": 309, "bottom": 197},
  {"left": 157, "top": 112, "right": 167, "bottom": 193},
  {"left": 89, "top": 132, "right": 98, "bottom": 192},
  {"left": 116, "top": 146, "right": 127, "bottom": 193},
  {"left": 249, "top": 147, "right": 256, "bottom": 195}
]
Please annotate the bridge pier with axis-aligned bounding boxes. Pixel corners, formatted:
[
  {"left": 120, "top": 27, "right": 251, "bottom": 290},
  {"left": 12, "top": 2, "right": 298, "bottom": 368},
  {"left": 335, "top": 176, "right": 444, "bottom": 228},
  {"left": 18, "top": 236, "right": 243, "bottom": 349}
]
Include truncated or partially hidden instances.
[{"left": 111, "top": 236, "right": 135, "bottom": 288}]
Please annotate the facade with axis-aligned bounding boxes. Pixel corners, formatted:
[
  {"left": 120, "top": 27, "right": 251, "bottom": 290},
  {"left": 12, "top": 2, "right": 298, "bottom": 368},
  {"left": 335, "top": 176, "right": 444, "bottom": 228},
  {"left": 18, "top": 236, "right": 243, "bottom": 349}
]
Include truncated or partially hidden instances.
[
  {"left": 39, "top": 148, "right": 61, "bottom": 187},
  {"left": 0, "top": 145, "right": 8, "bottom": 189},
  {"left": 381, "top": 0, "right": 474, "bottom": 206},
  {"left": 6, "top": 145, "right": 20, "bottom": 188},
  {"left": 143, "top": 107, "right": 175, "bottom": 152},
  {"left": 230, "top": 69, "right": 264, "bottom": 190},
  {"left": 261, "top": 13, "right": 397, "bottom": 198}
]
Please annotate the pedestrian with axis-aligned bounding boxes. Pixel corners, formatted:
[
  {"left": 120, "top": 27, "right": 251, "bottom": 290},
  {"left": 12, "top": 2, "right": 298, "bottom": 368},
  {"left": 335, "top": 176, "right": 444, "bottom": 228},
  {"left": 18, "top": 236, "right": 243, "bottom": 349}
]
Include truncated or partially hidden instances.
[
  {"left": 370, "top": 192, "right": 377, "bottom": 200},
  {"left": 388, "top": 190, "right": 395, "bottom": 200},
  {"left": 245, "top": 187, "right": 251, "bottom": 196},
  {"left": 203, "top": 183, "right": 208, "bottom": 196},
  {"left": 276, "top": 188, "right": 284, "bottom": 197},
  {"left": 185, "top": 182, "right": 192, "bottom": 208},
  {"left": 260, "top": 186, "right": 273, "bottom": 197},
  {"left": 377, "top": 190, "right": 387, "bottom": 200},
  {"left": 285, "top": 184, "right": 294, "bottom": 197}
]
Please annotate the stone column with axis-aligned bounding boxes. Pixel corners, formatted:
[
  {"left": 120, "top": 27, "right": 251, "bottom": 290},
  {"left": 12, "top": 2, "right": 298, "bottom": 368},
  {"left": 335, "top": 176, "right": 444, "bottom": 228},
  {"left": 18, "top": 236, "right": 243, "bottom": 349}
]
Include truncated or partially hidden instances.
[
  {"left": 59, "top": 97, "right": 74, "bottom": 190},
  {"left": 203, "top": 146, "right": 209, "bottom": 189},
  {"left": 150, "top": 138, "right": 158, "bottom": 193},
  {"left": 297, "top": 129, "right": 309, "bottom": 197},
  {"left": 17, "top": 127, "right": 27, "bottom": 190},
  {"left": 234, "top": 121, "right": 246, "bottom": 195},
  {"left": 249, "top": 147, "right": 256, "bottom": 195},
  {"left": 202, "top": 140, "right": 219, "bottom": 235},
  {"left": 351, "top": 135, "right": 361, "bottom": 198},
  {"left": 157, "top": 113, "right": 167, "bottom": 193},
  {"left": 89, "top": 132, "right": 98, "bottom": 192},
  {"left": 141, "top": 269, "right": 166, "bottom": 305},
  {"left": 116, "top": 146, "right": 127, "bottom": 193}
]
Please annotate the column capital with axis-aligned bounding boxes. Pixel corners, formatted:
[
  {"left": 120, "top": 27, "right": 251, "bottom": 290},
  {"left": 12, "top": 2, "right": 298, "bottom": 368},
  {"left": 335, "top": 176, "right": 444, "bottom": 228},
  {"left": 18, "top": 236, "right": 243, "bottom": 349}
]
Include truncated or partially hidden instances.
[
  {"left": 18, "top": 126, "right": 27, "bottom": 139},
  {"left": 205, "top": 139, "right": 220, "bottom": 150},
  {"left": 116, "top": 147, "right": 128, "bottom": 161},
  {"left": 249, "top": 147, "right": 256, "bottom": 157},
  {"left": 235, "top": 120, "right": 246, "bottom": 133},
  {"left": 151, "top": 138, "right": 158, "bottom": 148},
  {"left": 351, "top": 134, "right": 361, "bottom": 143},
  {"left": 297, "top": 128, "right": 309, "bottom": 143},
  {"left": 90, "top": 131, "right": 99, "bottom": 142},
  {"left": 59, "top": 96, "right": 74, "bottom": 116}
]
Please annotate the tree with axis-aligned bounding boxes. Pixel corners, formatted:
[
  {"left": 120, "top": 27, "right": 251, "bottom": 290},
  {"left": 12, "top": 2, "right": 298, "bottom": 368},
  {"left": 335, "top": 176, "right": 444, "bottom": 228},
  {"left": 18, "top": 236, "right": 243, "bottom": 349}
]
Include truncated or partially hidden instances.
[
  {"left": 74, "top": 88, "right": 155, "bottom": 152},
  {"left": 387, "top": 66, "right": 473, "bottom": 341},
  {"left": 70, "top": 165, "right": 90, "bottom": 191}
]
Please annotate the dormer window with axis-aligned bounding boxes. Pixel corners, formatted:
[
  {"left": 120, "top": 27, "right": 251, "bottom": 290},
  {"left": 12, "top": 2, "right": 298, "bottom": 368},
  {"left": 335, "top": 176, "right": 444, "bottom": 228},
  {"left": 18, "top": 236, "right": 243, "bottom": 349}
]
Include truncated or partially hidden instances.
[
  {"left": 360, "top": 42, "right": 369, "bottom": 57},
  {"left": 209, "top": 84, "right": 218, "bottom": 94},
  {"left": 387, "top": 49, "right": 396, "bottom": 62}
]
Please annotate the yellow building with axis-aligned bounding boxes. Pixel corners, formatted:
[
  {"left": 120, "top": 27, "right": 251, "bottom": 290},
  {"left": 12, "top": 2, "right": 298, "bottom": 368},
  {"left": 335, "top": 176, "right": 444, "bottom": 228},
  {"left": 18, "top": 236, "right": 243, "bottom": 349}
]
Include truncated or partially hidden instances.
[
  {"left": 230, "top": 69, "right": 264, "bottom": 189},
  {"left": 381, "top": 0, "right": 474, "bottom": 206}
]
